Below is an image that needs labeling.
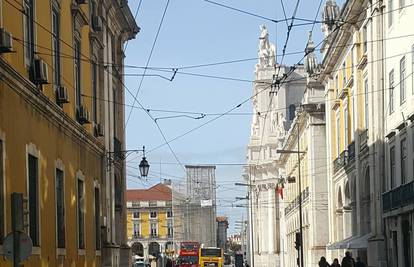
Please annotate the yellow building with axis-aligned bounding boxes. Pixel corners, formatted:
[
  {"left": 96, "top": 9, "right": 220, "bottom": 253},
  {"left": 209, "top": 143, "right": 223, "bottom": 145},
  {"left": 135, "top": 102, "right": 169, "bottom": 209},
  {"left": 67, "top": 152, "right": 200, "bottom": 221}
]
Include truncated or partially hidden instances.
[
  {"left": 0, "top": 0, "right": 138, "bottom": 266},
  {"left": 126, "top": 182, "right": 175, "bottom": 261},
  {"left": 320, "top": 0, "right": 373, "bottom": 263}
]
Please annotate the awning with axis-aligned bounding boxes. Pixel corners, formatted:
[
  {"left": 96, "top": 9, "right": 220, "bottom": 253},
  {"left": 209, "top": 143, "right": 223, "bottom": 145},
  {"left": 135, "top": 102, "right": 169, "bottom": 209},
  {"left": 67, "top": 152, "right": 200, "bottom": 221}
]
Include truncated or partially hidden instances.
[{"left": 326, "top": 234, "right": 371, "bottom": 250}]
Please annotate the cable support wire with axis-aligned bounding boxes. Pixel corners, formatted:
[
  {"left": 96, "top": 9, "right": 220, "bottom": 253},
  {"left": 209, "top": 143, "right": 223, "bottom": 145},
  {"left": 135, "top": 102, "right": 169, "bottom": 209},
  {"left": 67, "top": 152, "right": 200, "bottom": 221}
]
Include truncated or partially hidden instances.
[{"left": 125, "top": 0, "right": 171, "bottom": 127}]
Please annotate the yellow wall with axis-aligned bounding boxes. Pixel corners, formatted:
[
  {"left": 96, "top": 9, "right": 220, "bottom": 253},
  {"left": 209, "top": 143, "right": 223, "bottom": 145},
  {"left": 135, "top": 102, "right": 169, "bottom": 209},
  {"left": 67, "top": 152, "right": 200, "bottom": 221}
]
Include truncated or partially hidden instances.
[
  {"left": 127, "top": 208, "right": 172, "bottom": 240},
  {"left": 0, "top": 0, "right": 106, "bottom": 266}
]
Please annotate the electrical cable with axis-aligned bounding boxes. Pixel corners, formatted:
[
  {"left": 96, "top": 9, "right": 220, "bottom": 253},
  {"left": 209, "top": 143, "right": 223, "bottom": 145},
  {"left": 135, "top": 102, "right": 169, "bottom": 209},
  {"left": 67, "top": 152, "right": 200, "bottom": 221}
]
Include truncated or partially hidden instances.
[{"left": 125, "top": 0, "right": 171, "bottom": 126}]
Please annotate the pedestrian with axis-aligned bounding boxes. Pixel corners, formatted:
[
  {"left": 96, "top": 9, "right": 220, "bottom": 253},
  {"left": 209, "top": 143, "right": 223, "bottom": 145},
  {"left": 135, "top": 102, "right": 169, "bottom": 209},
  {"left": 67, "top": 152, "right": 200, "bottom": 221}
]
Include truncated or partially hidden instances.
[
  {"left": 331, "top": 258, "right": 341, "bottom": 267},
  {"left": 355, "top": 257, "right": 366, "bottom": 267},
  {"left": 341, "top": 251, "right": 355, "bottom": 267},
  {"left": 319, "top": 256, "right": 331, "bottom": 267}
]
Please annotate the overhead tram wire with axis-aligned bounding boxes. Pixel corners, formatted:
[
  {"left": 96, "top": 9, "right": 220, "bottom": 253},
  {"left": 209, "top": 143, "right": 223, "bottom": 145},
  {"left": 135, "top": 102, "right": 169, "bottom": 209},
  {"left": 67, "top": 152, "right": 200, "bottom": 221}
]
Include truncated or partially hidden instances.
[
  {"left": 143, "top": 0, "right": 383, "bottom": 155},
  {"left": 6, "top": 0, "right": 185, "bottom": 174},
  {"left": 125, "top": 0, "right": 171, "bottom": 127},
  {"left": 203, "top": 0, "right": 320, "bottom": 25},
  {"left": 4, "top": 0, "right": 406, "bottom": 156}
]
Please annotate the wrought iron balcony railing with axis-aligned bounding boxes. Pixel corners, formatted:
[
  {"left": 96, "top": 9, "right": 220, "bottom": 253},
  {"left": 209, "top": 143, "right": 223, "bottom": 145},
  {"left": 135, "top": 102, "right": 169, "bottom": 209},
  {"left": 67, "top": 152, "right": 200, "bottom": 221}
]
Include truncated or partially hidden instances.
[{"left": 383, "top": 180, "right": 414, "bottom": 212}]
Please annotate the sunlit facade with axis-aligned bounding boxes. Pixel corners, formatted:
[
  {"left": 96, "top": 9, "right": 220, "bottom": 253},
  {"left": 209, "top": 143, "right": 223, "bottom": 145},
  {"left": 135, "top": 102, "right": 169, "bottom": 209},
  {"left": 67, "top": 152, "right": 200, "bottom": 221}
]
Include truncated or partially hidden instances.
[{"left": 0, "top": 0, "right": 138, "bottom": 266}]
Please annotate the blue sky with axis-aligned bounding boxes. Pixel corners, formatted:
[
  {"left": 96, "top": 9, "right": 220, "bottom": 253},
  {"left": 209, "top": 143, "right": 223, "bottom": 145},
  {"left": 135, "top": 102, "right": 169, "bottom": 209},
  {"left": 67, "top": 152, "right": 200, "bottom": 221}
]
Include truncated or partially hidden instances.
[{"left": 124, "top": 0, "right": 345, "bottom": 234}]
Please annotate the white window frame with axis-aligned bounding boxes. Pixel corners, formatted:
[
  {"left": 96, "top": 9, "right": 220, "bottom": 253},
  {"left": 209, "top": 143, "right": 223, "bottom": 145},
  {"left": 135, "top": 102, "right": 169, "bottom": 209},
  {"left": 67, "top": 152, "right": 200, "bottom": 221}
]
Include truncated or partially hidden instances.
[
  {"left": 344, "top": 102, "right": 349, "bottom": 148},
  {"left": 76, "top": 171, "right": 85, "bottom": 253},
  {"left": 388, "top": 0, "right": 393, "bottom": 28},
  {"left": 150, "top": 211, "right": 157, "bottom": 219},
  {"left": 150, "top": 222, "right": 158, "bottom": 237},
  {"left": 26, "top": 143, "right": 41, "bottom": 254},
  {"left": 133, "top": 211, "right": 140, "bottom": 219},
  {"left": 336, "top": 111, "right": 341, "bottom": 157},
  {"left": 55, "top": 159, "right": 66, "bottom": 256},
  {"left": 23, "top": 0, "right": 36, "bottom": 67},
  {"left": 133, "top": 221, "right": 141, "bottom": 237},
  {"left": 364, "top": 79, "right": 369, "bottom": 129},
  {"left": 390, "top": 144, "right": 396, "bottom": 189},
  {"left": 389, "top": 69, "right": 395, "bottom": 114},
  {"left": 94, "top": 180, "right": 101, "bottom": 253},
  {"left": 400, "top": 56, "right": 406, "bottom": 105}
]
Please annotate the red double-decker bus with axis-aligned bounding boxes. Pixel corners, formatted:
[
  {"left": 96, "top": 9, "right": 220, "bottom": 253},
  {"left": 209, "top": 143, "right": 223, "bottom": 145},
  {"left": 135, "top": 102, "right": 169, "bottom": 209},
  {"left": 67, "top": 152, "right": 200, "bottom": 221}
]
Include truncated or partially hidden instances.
[{"left": 177, "top": 242, "right": 200, "bottom": 267}]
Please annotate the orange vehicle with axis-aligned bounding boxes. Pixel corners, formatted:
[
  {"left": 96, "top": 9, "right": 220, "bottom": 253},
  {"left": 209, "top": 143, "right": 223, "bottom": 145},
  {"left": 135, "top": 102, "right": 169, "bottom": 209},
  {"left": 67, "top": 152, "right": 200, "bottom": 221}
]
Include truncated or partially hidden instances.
[{"left": 177, "top": 242, "right": 200, "bottom": 267}]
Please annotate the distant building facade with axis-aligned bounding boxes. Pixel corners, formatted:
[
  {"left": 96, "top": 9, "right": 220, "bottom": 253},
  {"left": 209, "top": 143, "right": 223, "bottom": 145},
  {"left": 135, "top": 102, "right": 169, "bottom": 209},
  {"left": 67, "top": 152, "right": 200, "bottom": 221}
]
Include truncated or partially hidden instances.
[
  {"left": 126, "top": 182, "right": 175, "bottom": 261},
  {"left": 217, "top": 216, "right": 229, "bottom": 251},
  {"left": 184, "top": 165, "right": 217, "bottom": 247}
]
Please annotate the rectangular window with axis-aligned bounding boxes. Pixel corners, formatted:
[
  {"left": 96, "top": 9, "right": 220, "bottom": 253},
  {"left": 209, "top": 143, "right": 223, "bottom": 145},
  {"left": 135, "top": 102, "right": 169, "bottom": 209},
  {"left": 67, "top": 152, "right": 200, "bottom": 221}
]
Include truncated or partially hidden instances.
[
  {"left": 92, "top": 62, "right": 98, "bottom": 123},
  {"left": 74, "top": 39, "right": 81, "bottom": 107},
  {"left": 342, "top": 62, "right": 346, "bottom": 87},
  {"left": 344, "top": 105, "right": 349, "bottom": 147},
  {"left": 150, "top": 222, "right": 157, "bottom": 237},
  {"left": 23, "top": 0, "right": 35, "bottom": 65},
  {"left": 133, "top": 222, "right": 140, "bottom": 237},
  {"left": 95, "top": 187, "right": 100, "bottom": 250},
  {"left": 364, "top": 79, "right": 369, "bottom": 128},
  {"left": 351, "top": 48, "right": 354, "bottom": 76},
  {"left": 363, "top": 26, "right": 367, "bottom": 54},
  {"left": 352, "top": 96, "right": 355, "bottom": 136},
  {"left": 0, "top": 140, "right": 4, "bottom": 244},
  {"left": 390, "top": 146, "right": 396, "bottom": 189},
  {"left": 401, "top": 138, "right": 407, "bottom": 184},
  {"left": 336, "top": 112, "right": 340, "bottom": 157},
  {"left": 133, "top": 212, "right": 140, "bottom": 219},
  {"left": 388, "top": 0, "right": 393, "bottom": 27},
  {"left": 167, "top": 220, "right": 173, "bottom": 238},
  {"left": 77, "top": 179, "right": 85, "bottom": 249},
  {"left": 412, "top": 45, "right": 414, "bottom": 94},
  {"left": 400, "top": 56, "right": 406, "bottom": 104},
  {"left": 150, "top": 211, "right": 157, "bottom": 218},
  {"left": 52, "top": 8, "right": 61, "bottom": 88},
  {"left": 389, "top": 69, "right": 395, "bottom": 114},
  {"left": 56, "top": 168, "right": 65, "bottom": 248},
  {"left": 167, "top": 210, "right": 173, "bottom": 218},
  {"left": 335, "top": 75, "right": 339, "bottom": 97},
  {"left": 28, "top": 154, "right": 39, "bottom": 246}
]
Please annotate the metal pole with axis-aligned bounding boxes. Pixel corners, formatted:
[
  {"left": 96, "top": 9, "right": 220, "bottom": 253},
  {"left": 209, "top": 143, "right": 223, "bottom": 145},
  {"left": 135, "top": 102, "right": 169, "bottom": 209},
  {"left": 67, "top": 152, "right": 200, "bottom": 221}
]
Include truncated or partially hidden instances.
[
  {"left": 297, "top": 120, "right": 304, "bottom": 267},
  {"left": 11, "top": 193, "right": 22, "bottom": 267},
  {"left": 249, "top": 167, "right": 255, "bottom": 267}
]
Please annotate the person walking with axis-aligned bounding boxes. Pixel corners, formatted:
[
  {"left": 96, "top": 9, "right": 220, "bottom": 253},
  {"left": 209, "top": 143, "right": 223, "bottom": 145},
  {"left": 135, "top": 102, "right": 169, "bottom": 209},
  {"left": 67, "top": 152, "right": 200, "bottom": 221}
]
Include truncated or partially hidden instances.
[
  {"left": 341, "top": 251, "right": 355, "bottom": 267},
  {"left": 331, "top": 258, "right": 341, "bottom": 267},
  {"left": 355, "top": 257, "right": 366, "bottom": 267},
  {"left": 319, "top": 256, "right": 331, "bottom": 267}
]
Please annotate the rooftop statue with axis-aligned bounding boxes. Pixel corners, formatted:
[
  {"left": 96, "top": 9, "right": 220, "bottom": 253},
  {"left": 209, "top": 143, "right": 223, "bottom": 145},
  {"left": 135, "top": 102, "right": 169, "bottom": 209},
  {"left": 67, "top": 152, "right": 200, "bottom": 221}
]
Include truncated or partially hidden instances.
[{"left": 257, "top": 25, "right": 276, "bottom": 70}]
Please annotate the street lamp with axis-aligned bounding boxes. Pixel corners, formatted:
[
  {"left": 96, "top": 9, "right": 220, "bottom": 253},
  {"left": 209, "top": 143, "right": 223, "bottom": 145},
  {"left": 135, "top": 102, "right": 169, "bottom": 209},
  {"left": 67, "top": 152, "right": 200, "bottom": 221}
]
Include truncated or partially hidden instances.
[{"left": 107, "top": 146, "right": 150, "bottom": 177}]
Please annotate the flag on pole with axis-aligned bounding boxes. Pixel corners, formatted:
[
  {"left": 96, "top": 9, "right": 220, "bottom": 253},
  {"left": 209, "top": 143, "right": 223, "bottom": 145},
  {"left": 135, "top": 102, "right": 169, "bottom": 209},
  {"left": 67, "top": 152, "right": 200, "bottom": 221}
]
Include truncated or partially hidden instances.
[{"left": 276, "top": 184, "right": 284, "bottom": 199}]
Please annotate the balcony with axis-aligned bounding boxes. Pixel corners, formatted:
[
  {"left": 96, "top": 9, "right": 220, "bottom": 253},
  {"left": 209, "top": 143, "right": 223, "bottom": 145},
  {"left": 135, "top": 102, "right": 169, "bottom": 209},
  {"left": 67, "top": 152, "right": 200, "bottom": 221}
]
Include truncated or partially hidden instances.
[
  {"left": 284, "top": 187, "right": 310, "bottom": 216},
  {"left": 347, "top": 142, "right": 355, "bottom": 162},
  {"left": 333, "top": 150, "right": 348, "bottom": 173},
  {"left": 383, "top": 180, "right": 414, "bottom": 213},
  {"left": 359, "top": 129, "right": 368, "bottom": 152}
]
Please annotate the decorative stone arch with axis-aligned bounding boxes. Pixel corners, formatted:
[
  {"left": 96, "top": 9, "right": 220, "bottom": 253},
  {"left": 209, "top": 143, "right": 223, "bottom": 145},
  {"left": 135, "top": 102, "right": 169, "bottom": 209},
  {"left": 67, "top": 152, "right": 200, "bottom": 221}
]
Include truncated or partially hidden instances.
[
  {"left": 149, "top": 242, "right": 160, "bottom": 257},
  {"left": 336, "top": 186, "right": 344, "bottom": 241},
  {"left": 344, "top": 180, "right": 351, "bottom": 207},
  {"left": 337, "top": 186, "right": 343, "bottom": 209},
  {"left": 131, "top": 242, "right": 144, "bottom": 257},
  {"left": 361, "top": 166, "right": 371, "bottom": 234}
]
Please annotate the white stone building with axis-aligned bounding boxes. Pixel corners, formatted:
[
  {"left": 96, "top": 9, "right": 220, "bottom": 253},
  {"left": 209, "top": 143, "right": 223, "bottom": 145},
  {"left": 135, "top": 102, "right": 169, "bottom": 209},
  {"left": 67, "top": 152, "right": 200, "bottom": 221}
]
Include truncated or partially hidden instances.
[
  {"left": 277, "top": 33, "right": 329, "bottom": 267},
  {"left": 244, "top": 25, "right": 307, "bottom": 267},
  {"left": 382, "top": 0, "right": 414, "bottom": 266}
]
